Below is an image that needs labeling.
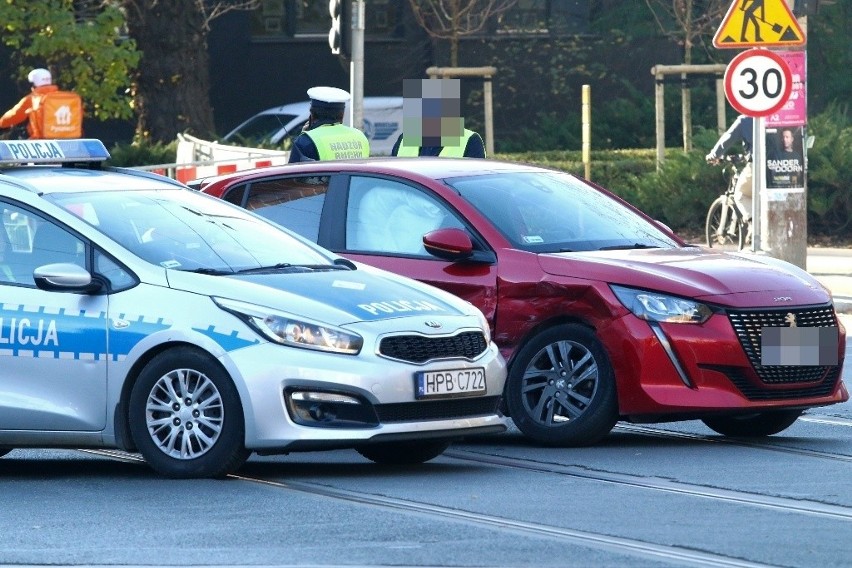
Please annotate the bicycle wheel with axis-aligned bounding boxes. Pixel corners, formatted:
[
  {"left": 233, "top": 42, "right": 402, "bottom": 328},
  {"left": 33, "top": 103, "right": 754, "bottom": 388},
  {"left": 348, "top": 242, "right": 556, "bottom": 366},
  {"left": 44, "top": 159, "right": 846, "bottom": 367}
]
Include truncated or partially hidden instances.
[
  {"left": 705, "top": 197, "right": 736, "bottom": 248},
  {"left": 736, "top": 217, "right": 747, "bottom": 251}
]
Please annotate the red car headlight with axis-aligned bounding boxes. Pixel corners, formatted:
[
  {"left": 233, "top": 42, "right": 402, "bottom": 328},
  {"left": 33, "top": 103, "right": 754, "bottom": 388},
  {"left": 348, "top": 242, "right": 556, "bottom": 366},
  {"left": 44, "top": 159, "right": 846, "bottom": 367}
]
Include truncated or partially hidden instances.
[{"left": 611, "top": 285, "right": 712, "bottom": 324}]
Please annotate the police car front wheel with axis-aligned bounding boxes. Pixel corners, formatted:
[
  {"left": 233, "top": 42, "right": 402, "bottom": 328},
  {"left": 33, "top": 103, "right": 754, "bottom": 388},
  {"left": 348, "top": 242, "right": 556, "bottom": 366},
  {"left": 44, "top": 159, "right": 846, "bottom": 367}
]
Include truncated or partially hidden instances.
[{"left": 129, "top": 347, "right": 250, "bottom": 479}]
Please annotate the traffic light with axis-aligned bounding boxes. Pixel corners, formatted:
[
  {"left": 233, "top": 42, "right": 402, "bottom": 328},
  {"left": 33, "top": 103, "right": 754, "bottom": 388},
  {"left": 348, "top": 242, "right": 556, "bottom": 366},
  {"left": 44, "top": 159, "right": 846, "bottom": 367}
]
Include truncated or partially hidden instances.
[{"left": 328, "top": 0, "right": 351, "bottom": 59}]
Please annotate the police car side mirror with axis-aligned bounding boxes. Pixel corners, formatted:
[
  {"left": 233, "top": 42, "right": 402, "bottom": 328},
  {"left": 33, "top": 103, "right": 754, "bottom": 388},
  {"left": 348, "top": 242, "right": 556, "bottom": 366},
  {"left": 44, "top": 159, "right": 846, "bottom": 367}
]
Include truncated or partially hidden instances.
[{"left": 33, "top": 263, "right": 102, "bottom": 294}]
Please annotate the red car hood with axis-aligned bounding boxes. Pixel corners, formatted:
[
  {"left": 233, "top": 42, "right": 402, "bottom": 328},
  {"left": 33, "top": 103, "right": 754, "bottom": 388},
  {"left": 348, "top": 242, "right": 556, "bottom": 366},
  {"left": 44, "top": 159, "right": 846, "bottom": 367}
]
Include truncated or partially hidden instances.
[{"left": 539, "top": 246, "right": 832, "bottom": 308}]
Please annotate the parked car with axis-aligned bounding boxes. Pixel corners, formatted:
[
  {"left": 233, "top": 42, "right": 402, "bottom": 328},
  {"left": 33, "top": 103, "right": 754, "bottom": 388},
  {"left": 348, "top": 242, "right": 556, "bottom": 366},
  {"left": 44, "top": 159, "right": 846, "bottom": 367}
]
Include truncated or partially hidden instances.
[
  {"left": 222, "top": 97, "right": 403, "bottom": 155},
  {"left": 0, "top": 140, "right": 507, "bottom": 478},
  {"left": 193, "top": 157, "right": 848, "bottom": 446}
]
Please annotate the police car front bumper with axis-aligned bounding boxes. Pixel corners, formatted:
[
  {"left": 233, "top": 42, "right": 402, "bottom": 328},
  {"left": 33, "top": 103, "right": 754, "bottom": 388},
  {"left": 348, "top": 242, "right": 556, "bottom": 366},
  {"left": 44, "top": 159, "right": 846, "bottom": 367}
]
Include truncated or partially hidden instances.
[{"left": 221, "top": 338, "right": 508, "bottom": 451}]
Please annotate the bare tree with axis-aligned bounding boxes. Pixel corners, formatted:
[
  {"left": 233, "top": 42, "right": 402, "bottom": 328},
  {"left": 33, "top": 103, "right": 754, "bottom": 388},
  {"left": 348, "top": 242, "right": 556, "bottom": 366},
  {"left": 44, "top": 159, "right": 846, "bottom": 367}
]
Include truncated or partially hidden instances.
[
  {"left": 408, "top": 0, "right": 518, "bottom": 67},
  {"left": 644, "top": 0, "right": 728, "bottom": 150},
  {"left": 121, "top": 0, "right": 258, "bottom": 143},
  {"left": 644, "top": 0, "right": 728, "bottom": 65}
]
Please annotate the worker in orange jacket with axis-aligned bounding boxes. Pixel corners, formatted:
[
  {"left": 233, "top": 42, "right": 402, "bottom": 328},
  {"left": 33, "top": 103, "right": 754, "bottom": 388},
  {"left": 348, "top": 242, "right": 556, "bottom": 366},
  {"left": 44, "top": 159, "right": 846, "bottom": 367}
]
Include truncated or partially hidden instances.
[{"left": 0, "top": 68, "right": 60, "bottom": 139}]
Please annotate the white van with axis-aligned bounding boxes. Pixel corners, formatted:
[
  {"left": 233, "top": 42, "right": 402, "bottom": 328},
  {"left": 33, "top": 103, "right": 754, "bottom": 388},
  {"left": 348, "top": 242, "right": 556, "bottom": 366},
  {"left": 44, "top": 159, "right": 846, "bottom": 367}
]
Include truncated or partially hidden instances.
[{"left": 222, "top": 97, "right": 403, "bottom": 156}]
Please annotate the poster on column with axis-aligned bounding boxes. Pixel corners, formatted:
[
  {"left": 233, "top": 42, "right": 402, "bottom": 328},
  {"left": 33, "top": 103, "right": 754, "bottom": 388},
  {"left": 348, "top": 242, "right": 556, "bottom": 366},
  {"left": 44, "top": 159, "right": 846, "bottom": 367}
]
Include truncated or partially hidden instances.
[
  {"left": 766, "top": 51, "right": 806, "bottom": 127},
  {"left": 766, "top": 125, "right": 805, "bottom": 190},
  {"left": 765, "top": 51, "right": 805, "bottom": 193}
]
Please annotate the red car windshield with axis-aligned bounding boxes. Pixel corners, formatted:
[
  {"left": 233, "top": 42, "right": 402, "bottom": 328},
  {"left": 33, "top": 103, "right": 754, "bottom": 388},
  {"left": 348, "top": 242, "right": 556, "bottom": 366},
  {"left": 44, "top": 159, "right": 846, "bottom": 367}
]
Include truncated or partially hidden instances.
[{"left": 446, "top": 171, "right": 680, "bottom": 253}]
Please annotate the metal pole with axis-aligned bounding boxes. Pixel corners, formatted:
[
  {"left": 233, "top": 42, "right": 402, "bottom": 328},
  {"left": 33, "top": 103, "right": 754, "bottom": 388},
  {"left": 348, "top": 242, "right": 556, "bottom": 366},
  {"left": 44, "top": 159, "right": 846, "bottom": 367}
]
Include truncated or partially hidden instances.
[
  {"left": 582, "top": 85, "right": 591, "bottom": 180},
  {"left": 715, "top": 76, "right": 726, "bottom": 134},
  {"left": 349, "top": 1, "right": 365, "bottom": 131},
  {"left": 483, "top": 76, "right": 494, "bottom": 156},
  {"left": 654, "top": 72, "right": 665, "bottom": 169},
  {"left": 752, "top": 116, "right": 763, "bottom": 252}
]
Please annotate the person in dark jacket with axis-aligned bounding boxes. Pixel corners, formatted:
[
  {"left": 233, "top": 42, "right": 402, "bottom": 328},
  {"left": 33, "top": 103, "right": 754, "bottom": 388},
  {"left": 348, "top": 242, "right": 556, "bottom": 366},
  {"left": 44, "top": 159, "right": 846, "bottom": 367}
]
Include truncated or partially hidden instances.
[
  {"left": 287, "top": 86, "right": 370, "bottom": 163},
  {"left": 391, "top": 78, "right": 485, "bottom": 158},
  {"left": 706, "top": 114, "right": 754, "bottom": 224}
]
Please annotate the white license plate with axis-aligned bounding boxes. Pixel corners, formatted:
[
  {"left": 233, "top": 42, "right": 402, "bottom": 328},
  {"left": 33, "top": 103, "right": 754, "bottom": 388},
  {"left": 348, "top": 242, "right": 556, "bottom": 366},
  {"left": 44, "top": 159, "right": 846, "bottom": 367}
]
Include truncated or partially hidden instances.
[
  {"left": 760, "top": 326, "right": 839, "bottom": 366},
  {"left": 415, "top": 368, "right": 487, "bottom": 399}
]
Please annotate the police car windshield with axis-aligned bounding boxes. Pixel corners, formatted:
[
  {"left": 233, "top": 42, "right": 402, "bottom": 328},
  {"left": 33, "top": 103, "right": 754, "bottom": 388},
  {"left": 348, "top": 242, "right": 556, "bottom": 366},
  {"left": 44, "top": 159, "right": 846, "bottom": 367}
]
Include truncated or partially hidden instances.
[{"left": 46, "top": 189, "right": 332, "bottom": 272}]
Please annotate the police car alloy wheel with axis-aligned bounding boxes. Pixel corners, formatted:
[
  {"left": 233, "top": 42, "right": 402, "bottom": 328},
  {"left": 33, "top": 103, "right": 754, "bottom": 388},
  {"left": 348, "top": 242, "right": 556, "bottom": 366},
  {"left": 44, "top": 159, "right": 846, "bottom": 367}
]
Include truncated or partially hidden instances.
[{"left": 129, "top": 347, "right": 250, "bottom": 479}]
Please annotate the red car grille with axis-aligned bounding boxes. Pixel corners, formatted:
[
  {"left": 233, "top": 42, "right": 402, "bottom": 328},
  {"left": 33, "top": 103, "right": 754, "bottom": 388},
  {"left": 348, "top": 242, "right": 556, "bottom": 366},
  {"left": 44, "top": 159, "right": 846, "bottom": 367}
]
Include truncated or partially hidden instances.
[
  {"left": 379, "top": 331, "right": 488, "bottom": 364},
  {"left": 714, "top": 366, "right": 841, "bottom": 401},
  {"left": 726, "top": 304, "right": 841, "bottom": 390}
]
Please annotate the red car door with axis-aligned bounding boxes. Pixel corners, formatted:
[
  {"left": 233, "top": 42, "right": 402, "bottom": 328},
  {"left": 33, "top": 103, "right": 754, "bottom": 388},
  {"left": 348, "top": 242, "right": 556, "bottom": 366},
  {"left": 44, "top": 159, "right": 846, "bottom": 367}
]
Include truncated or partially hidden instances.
[{"left": 340, "top": 174, "right": 499, "bottom": 327}]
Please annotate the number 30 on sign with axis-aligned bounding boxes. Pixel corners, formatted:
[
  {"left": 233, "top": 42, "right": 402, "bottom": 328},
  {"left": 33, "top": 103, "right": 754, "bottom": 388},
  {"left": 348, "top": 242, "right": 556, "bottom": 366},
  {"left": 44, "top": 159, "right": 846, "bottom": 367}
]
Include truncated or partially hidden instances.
[{"left": 724, "top": 49, "right": 792, "bottom": 117}]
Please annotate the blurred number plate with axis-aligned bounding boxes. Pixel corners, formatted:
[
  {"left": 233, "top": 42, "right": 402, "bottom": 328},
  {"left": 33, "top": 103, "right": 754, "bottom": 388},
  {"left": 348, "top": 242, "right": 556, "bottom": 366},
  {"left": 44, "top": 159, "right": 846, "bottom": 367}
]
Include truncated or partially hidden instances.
[
  {"left": 416, "top": 368, "right": 486, "bottom": 399},
  {"left": 761, "top": 327, "right": 839, "bottom": 366}
]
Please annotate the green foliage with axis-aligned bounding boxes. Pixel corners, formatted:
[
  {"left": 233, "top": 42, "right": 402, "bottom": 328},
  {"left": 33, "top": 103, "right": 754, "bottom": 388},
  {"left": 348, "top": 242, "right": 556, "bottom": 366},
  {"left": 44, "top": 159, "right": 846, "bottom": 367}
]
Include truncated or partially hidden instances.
[
  {"left": 805, "top": 103, "right": 852, "bottom": 234},
  {"left": 808, "top": 2, "right": 852, "bottom": 113},
  {"left": 105, "top": 140, "right": 177, "bottom": 168},
  {"left": 0, "top": 0, "right": 140, "bottom": 121},
  {"left": 472, "top": 33, "right": 613, "bottom": 152}
]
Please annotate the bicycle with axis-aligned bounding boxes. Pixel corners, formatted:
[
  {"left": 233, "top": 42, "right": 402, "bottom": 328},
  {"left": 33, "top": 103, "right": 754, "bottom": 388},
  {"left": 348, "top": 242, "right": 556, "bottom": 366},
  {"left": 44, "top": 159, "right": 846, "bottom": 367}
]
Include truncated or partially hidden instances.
[{"left": 705, "top": 154, "right": 750, "bottom": 251}]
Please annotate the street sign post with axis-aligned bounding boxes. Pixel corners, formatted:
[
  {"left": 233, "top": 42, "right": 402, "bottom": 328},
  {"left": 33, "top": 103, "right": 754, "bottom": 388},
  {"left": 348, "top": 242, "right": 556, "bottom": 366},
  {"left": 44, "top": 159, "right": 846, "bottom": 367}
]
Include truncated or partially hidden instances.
[
  {"left": 714, "top": 0, "right": 808, "bottom": 268},
  {"left": 724, "top": 49, "right": 792, "bottom": 117}
]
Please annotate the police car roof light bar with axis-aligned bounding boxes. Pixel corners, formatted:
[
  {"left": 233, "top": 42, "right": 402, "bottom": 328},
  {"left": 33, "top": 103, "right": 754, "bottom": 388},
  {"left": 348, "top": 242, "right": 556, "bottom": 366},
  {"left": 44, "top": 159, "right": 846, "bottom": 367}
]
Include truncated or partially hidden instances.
[{"left": 0, "top": 139, "right": 110, "bottom": 166}]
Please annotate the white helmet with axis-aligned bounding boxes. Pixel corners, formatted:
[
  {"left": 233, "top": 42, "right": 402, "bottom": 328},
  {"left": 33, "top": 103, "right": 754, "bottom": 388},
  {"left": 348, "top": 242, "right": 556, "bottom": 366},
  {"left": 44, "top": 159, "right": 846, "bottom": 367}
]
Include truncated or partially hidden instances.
[{"left": 27, "top": 68, "right": 52, "bottom": 87}]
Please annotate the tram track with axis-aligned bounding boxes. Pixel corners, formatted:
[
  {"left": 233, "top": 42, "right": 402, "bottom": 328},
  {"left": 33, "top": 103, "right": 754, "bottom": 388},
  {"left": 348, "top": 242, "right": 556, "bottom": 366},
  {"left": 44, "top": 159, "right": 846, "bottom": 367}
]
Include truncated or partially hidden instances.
[
  {"left": 612, "top": 423, "right": 852, "bottom": 462},
  {"left": 229, "top": 473, "right": 781, "bottom": 568},
  {"left": 80, "top": 443, "right": 850, "bottom": 568},
  {"left": 443, "top": 448, "right": 852, "bottom": 521}
]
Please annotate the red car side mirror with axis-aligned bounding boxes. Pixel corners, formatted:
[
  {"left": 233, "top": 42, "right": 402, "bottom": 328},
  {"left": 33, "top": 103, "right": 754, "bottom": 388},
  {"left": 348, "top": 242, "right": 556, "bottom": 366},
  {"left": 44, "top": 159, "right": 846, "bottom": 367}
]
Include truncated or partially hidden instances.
[{"left": 423, "top": 228, "right": 473, "bottom": 261}]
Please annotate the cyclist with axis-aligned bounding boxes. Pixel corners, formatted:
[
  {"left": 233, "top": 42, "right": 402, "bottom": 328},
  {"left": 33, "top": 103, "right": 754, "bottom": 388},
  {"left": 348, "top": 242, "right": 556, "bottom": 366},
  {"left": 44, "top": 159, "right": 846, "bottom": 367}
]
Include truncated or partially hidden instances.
[{"left": 706, "top": 115, "right": 753, "bottom": 239}]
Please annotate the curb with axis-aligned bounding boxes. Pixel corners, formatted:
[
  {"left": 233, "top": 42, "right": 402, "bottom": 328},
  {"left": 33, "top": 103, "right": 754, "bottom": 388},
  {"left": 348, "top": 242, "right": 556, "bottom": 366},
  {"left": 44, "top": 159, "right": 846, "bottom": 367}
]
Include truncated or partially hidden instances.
[{"left": 834, "top": 296, "right": 852, "bottom": 315}]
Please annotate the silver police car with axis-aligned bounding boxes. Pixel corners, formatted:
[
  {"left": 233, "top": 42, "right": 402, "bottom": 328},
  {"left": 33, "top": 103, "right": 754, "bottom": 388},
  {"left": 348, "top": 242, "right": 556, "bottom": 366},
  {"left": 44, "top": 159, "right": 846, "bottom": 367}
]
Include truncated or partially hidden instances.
[{"left": 0, "top": 139, "right": 507, "bottom": 478}]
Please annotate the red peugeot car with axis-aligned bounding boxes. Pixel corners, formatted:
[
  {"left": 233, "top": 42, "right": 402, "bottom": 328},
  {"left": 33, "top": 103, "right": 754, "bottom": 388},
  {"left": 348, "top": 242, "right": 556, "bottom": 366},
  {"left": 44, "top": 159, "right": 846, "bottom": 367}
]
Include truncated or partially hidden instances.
[{"left": 193, "top": 158, "right": 848, "bottom": 446}]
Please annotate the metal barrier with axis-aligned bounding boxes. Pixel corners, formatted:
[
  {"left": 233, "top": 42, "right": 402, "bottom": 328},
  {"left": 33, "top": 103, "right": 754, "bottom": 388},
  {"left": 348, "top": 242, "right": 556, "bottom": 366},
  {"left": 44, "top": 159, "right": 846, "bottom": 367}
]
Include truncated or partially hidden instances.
[{"left": 134, "top": 133, "right": 291, "bottom": 182}]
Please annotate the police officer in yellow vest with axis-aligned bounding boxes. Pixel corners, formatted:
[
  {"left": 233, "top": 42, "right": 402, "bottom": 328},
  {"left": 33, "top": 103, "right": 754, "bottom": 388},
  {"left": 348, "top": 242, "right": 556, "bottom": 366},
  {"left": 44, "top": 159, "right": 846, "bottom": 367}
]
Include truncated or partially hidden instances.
[
  {"left": 391, "top": 78, "right": 485, "bottom": 158},
  {"left": 288, "top": 86, "right": 370, "bottom": 163}
]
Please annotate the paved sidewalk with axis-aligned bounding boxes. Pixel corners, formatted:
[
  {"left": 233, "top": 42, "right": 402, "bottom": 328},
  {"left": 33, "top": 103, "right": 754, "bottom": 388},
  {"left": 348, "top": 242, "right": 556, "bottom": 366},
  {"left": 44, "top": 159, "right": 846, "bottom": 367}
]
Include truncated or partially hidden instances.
[{"left": 806, "top": 247, "right": 852, "bottom": 314}]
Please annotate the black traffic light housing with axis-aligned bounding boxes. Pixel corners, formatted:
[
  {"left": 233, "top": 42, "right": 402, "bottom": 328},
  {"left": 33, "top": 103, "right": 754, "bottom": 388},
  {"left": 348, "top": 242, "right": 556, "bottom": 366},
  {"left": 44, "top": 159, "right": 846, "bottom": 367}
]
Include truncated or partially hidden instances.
[{"left": 328, "top": 0, "right": 351, "bottom": 61}]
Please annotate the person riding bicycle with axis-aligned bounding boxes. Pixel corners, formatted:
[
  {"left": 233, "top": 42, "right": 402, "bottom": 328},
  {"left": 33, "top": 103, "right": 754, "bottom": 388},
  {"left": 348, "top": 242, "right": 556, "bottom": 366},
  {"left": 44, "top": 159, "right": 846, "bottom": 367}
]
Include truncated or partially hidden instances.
[{"left": 706, "top": 115, "right": 753, "bottom": 237}]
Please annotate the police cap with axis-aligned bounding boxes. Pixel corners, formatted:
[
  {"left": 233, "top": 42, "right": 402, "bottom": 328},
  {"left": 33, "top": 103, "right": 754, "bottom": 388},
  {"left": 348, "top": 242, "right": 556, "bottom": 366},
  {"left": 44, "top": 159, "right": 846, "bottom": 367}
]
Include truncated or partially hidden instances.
[{"left": 307, "top": 86, "right": 350, "bottom": 111}]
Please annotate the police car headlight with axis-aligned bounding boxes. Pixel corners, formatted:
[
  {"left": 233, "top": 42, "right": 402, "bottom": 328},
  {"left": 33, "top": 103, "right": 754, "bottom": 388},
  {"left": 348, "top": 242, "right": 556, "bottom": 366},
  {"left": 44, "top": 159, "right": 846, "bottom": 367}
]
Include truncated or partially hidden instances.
[
  {"left": 611, "top": 285, "right": 712, "bottom": 324},
  {"left": 214, "top": 298, "right": 363, "bottom": 355},
  {"left": 474, "top": 308, "right": 491, "bottom": 344}
]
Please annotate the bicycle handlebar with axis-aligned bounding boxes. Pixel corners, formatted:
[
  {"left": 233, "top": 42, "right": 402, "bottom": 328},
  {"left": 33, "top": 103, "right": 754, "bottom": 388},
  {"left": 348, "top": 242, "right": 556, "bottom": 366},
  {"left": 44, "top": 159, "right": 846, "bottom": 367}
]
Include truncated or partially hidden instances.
[{"left": 706, "top": 153, "right": 749, "bottom": 167}]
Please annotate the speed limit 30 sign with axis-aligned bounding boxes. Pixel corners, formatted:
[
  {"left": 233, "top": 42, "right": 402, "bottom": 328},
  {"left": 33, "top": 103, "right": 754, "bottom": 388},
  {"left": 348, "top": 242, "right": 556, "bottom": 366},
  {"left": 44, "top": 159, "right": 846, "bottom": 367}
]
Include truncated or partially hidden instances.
[{"left": 724, "top": 49, "right": 792, "bottom": 117}]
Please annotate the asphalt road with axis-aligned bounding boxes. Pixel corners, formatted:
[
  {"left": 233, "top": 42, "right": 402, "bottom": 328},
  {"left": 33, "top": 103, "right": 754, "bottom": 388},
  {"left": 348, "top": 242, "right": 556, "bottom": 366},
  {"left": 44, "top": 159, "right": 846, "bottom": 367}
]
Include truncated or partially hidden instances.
[{"left": 1, "top": 320, "right": 849, "bottom": 568}]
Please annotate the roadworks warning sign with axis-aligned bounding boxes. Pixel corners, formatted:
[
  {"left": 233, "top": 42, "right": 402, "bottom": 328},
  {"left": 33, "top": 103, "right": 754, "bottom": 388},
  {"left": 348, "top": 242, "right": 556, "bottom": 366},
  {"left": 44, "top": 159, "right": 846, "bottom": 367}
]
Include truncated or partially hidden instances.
[{"left": 713, "top": 0, "right": 805, "bottom": 49}]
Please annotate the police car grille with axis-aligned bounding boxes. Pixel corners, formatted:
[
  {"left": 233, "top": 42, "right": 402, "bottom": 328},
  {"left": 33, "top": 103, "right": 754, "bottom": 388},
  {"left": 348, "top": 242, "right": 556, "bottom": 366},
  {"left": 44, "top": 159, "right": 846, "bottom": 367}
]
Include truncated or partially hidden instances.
[
  {"left": 375, "top": 396, "right": 501, "bottom": 423},
  {"left": 379, "top": 331, "right": 487, "bottom": 363},
  {"left": 727, "top": 305, "right": 839, "bottom": 385}
]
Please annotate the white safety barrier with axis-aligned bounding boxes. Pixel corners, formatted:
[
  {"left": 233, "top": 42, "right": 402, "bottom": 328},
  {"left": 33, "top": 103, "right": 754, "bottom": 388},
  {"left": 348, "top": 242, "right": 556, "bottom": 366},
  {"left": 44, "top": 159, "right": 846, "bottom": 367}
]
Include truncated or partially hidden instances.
[{"left": 133, "top": 133, "right": 290, "bottom": 183}]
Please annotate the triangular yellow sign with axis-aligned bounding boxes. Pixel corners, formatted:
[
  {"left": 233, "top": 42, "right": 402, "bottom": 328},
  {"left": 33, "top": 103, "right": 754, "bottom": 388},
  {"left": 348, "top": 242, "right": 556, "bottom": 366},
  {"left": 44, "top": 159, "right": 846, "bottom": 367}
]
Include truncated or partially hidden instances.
[{"left": 713, "top": 0, "right": 805, "bottom": 49}]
